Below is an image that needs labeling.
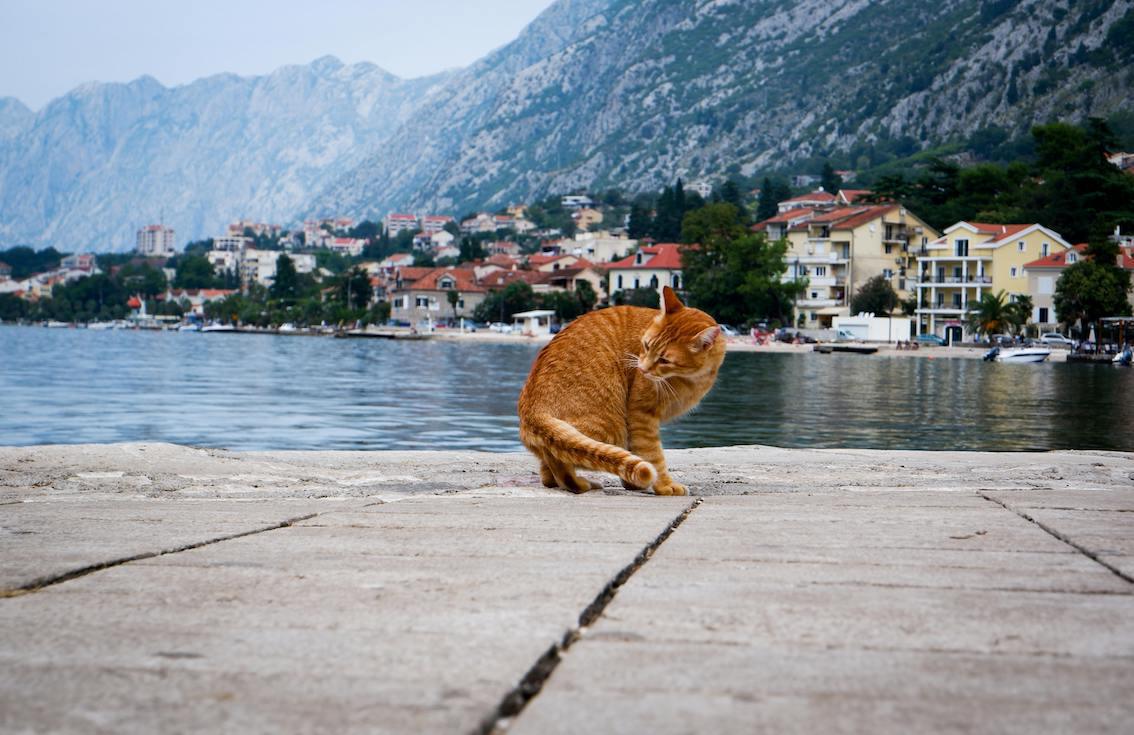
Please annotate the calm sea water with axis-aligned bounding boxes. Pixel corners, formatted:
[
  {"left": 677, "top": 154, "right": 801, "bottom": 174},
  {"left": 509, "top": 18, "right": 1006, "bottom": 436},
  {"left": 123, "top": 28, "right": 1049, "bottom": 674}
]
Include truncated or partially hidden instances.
[{"left": 1, "top": 325, "right": 1131, "bottom": 452}]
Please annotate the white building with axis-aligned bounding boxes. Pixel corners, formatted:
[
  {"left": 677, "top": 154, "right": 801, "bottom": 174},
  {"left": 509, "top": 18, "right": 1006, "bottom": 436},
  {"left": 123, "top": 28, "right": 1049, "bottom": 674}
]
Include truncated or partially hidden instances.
[
  {"left": 385, "top": 213, "right": 419, "bottom": 236},
  {"left": 561, "top": 195, "right": 594, "bottom": 209},
  {"left": 572, "top": 232, "right": 635, "bottom": 263},
  {"left": 606, "top": 243, "right": 684, "bottom": 299},
  {"left": 240, "top": 249, "right": 316, "bottom": 287},
  {"left": 136, "top": 225, "right": 176, "bottom": 258}
]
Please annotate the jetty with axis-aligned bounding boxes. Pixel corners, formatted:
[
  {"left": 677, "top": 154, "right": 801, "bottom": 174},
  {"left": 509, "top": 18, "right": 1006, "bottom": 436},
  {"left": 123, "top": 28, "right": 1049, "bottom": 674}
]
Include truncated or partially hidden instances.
[{"left": 1, "top": 443, "right": 1131, "bottom": 733}]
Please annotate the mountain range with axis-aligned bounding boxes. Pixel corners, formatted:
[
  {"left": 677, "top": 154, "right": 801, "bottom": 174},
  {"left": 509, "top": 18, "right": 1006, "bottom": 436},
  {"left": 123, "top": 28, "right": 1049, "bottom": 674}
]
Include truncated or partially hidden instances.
[{"left": 2, "top": 0, "right": 1132, "bottom": 251}]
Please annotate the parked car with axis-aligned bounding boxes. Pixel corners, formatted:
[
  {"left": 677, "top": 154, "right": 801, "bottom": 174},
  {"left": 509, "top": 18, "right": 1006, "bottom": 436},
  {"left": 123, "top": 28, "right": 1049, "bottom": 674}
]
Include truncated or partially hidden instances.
[
  {"left": 916, "top": 334, "right": 946, "bottom": 346},
  {"left": 719, "top": 324, "right": 739, "bottom": 337},
  {"left": 1039, "top": 333, "right": 1074, "bottom": 348},
  {"left": 489, "top": 322, "right": 513, "bottom": 333}
]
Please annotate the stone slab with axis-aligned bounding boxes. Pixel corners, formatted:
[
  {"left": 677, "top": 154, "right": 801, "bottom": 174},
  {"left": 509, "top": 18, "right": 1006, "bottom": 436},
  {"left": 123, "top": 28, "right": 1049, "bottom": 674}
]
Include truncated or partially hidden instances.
[
  {"left": 0, "top": 496, "right": 689, "bottom": 735},
  {"left": 513, "top": 494, "right": 1134, "bottom": 734},
  {"left": 0, "top": 498, "right": 339, "bottom": 592}
]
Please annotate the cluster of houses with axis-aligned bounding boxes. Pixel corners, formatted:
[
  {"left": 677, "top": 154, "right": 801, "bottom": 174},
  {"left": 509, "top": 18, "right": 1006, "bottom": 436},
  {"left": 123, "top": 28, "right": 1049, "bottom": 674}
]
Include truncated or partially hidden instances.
[
  {"left": 6, "top": 186, "right": 1133, "bottom": 340},
  {"left": 0, "top": 253, "right": 101, "bottom": 300},
  {"left": 754, "top": 188, "right": 1134, "bottom": 340}
]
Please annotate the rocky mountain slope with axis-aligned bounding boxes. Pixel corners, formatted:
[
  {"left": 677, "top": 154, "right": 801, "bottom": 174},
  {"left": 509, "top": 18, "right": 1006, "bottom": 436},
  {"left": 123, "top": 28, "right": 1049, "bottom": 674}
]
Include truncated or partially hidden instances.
[
  {"left": 0, "top": 59, "right": 448, "bottom": 250},
  {"left": 2, "top": 0, "right": 1131, "bottom": 250},
  {"left": 316, "top": 0, "right": 1133, "bottom": 218}
]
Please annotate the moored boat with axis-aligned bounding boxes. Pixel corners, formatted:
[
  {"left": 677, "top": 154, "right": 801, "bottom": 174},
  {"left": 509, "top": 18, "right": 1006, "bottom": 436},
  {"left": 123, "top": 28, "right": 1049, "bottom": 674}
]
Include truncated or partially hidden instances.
[{"left": 986, "top": 346, "right": 1051, "bottom": 363}]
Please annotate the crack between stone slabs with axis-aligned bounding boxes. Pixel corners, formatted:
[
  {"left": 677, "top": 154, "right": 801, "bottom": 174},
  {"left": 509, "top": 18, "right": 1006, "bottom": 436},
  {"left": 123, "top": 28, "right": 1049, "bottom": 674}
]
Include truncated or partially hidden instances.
[
  {"left": 980, "top": 492, "right": 1134, "bottom": 586},
  {"left": 474, "top": 497, "right": 703, "bottom": 735},
  {"left": 0, "top": 512, "right": 319, "bottom": 599}
]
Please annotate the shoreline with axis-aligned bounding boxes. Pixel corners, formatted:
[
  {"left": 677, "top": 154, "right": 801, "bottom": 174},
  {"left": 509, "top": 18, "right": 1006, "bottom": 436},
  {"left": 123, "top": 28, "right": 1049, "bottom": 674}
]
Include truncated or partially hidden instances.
[{"left": 3, "top": 321, "right": 1076, "bottom": 361}]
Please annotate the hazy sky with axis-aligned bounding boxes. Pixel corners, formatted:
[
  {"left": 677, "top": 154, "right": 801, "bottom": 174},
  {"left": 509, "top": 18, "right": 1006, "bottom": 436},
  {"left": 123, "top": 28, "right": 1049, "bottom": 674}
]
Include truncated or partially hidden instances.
[{"left": 0, "top": 0, "right": 557, "bottom": 110}]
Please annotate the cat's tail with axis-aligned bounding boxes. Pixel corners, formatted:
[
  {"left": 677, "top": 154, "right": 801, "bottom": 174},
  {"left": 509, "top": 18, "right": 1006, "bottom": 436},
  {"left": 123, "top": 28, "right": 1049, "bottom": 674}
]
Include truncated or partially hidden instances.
[{"left": 522, "top": 415, "right": 657, "bottom": 488}]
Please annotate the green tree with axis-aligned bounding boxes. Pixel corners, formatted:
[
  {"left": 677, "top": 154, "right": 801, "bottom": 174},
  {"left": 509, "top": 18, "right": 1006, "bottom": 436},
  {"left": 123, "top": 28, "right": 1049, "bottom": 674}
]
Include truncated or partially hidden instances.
[
  {"left": 1005, "top": 294, "right": 1034, "bottom": 336},
  {"left": 270, "top": 253, "right": 299, "bottom": 300},
  {"left": 118, "top": 262, "right": 167, "bottom": 298},
  {"left": 627, "top": 204, "right": 653, "bottom": 238},
  {"left": 1054, "top": 260, "right": 1133, "bottom": 343},
  {"left": 653, "top": 180, "right": 688, "bottom": 241},
  {"left": 337, "top": 267, "right": 373, "bottom": 310},
  {"left": 681, "top": 203, "right": 803, "bottom": 325},
  {"left": 474, "top": 281, "right": 537, "bottom": 323},
  {"left": 447, "top": 289, "right": 460, "bottom": 319},
  {"left": 173, "top": 255, "right": 221, "bottom": 289},
  {"left": 612, "top": 287, "right": 660, "bottom": 308},
  {"left": 717, "top": 179, "right": 747, "bottom": 221},
  {"left": 849, "top": 275, "right": 899, "bottom": 315},
  {"left": 966, "top": 290, "right": 1011, "bottom": 338},
  {"left": 820, "top": 162, "right": 843, "bottom": 195},
  {"left": 755, "top": 177, "right": 792, "bottom": 221}
]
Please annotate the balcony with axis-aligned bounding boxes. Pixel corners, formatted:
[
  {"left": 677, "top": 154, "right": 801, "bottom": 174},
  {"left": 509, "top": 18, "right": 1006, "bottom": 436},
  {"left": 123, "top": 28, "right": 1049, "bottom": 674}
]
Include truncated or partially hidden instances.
[
  {"left": 807, "top": 275, "right": 847, "bottom": 287},
  {"left": 915, "top": 275, "right": 993, "bottom": 285},
  {"left": 798, "top": 298, "right": 842, "bottom": 308}
]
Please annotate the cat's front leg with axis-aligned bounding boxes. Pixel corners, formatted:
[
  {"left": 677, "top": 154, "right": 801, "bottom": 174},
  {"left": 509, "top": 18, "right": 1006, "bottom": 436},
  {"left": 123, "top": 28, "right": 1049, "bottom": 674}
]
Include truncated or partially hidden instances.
[{"left": 627, "top": 415, "right": 686, "bottom": 496}]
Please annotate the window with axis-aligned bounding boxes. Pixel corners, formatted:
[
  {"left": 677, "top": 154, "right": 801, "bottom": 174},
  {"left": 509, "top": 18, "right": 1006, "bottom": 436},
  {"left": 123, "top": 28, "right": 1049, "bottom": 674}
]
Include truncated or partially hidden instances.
[
  {"left": 1067, "top": 253, "right": 1077, "bottom": 263},
  {"left": 814, "top": 266, "right": 826, "bottom": 276},
  {"left": 1017, "top": 241, "right": 1026, "bottom": 252},
  {"left": 884, "top": 244, "right": 893, "bottom": 254},
  {"left": 633, "top": 277, "right": 640, "bottom": 288},
  {"left": 954, "top": 238, "right": 969, "bottom": 257},
  {"left": 1039, "top": 276, "right": 1054, "bottom": 295},
  {"left": 1041, "top": 242, "right": 1049, "bottom": 257},
  {"left": 883, "top": 269, "right": 894, "bottom": 279},
  {"left": 952, "top": 293, "right": 962, "bottom": 308},
  {"left": 649, "top": 274, "right": 659, "bottom": 288},
  {"left": 1010, "top": 266, "right": 1018, "bottom": 278},
  {"left": 394, "top": 296, "right": 405, "bottom": 309},
  {"left": 1039, "top": 307, "right": 1049, "bottom": 323},
  {"left": 671, "top": 274, "right": 680, "bottom": 288},
  {"left": 811, "top": 291, "right": 818, "bottom": 299},
  {"left": 458, "top": 299, "right": 465, "bottom": 309},
  {"left": 415, "top": 296, "right": 429, "bottom": 308},
  {"left": 617, "top": 275, "right": 623, "bottom": 288}
]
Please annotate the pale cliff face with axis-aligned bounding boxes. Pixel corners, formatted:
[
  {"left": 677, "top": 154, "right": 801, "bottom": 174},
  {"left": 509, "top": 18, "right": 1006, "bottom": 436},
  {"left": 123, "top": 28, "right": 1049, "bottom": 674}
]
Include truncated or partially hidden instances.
[{"left": 2, "top": 0, "right": 1131, "bottom": 250}]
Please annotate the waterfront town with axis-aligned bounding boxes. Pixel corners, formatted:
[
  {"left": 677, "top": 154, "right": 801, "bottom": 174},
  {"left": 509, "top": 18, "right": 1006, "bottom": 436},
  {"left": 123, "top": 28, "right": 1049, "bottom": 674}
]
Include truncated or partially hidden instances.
[{"left": 3, "top": 127, "right": 1134, "bottom": 356}]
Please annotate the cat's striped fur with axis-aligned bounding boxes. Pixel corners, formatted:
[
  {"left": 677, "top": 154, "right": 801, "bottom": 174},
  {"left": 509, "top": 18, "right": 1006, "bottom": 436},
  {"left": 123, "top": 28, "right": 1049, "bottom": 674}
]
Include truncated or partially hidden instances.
[{"left": 518, "top": 286, "right": 725, "bottom": 495}]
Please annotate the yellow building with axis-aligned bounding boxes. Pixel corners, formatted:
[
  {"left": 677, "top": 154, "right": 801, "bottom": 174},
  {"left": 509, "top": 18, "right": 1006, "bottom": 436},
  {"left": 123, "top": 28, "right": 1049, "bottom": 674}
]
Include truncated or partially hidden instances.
[
  {"left": 914, "top": 222, "right": 1073, "bottom": 342},
  {"left": 763, "top": 204, "right": 939, "bottom": 328}
]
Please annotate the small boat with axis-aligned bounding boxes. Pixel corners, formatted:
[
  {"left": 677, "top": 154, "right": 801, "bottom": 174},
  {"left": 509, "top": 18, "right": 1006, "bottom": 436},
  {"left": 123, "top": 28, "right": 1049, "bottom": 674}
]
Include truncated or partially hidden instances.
[
  {"left": 45, "top": 320, "right": 71, "bottom": 328},
  {"left": 987, "top": 346, "right": 1051, "bottom": 363},
  {"left": 1113, "top": 348, "right": 1132, "bottom": 367},
  {"left": 178, "top": 323, "right": 201, "bottom": 332},
  {"left": 87, "top": 321, "right": 116, "bottom": 330},
  {"left": 201, "top": 323, "right": 237, "bottom": 333}
]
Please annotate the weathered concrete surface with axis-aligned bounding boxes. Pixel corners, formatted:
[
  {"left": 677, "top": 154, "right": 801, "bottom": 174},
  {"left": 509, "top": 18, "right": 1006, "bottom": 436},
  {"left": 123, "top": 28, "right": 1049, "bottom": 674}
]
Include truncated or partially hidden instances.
[{"left": 1, "top": 443, "right": 1132, "bottom": 734}]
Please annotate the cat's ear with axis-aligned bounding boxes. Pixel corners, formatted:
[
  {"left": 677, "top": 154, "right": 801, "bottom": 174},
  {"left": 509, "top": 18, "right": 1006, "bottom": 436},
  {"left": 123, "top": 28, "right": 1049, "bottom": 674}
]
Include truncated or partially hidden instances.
[
  {"left": 661, "top": 286, "right": 684, "bottom": 314},
  {"left": 691, "top": 325, "right": 720, "bottom": 352}
]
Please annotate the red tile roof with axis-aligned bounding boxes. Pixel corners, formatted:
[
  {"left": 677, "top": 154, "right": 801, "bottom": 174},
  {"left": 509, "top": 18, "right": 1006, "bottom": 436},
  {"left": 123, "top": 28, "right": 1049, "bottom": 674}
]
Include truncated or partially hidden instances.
[
  {"left": 608, "top": 243, "right": 685, "bottom": 270},
  {"left": 1023, "top": 244, "right": 1087, "bottom": 269},
  {"left": 411, "top": 267, "right": 484, "bottom": 293},
  {"left": 782, "top": 191, "right": 836, "bottom": 205},
  {"left": 831, "top": 205, "right": 900, "bottom": 231},
  {"left": 395, "top": 266, "right": 435, "bottom": 283},
  {"left": 838, "top": 189, "right": 873, "bottom": 203},
  {"left": 966, "top": 222, "right": 1032, "bottom": 239}
]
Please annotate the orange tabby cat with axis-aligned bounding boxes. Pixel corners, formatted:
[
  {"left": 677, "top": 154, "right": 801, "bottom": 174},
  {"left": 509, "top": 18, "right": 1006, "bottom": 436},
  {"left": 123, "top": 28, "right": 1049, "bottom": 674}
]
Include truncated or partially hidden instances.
[{"left": 518, "top": 286, "right": 725, "bottom": 496}]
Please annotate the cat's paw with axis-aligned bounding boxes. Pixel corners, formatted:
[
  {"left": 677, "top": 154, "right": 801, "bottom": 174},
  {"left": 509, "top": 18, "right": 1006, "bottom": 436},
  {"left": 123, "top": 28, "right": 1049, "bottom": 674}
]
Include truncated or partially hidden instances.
[{"left": 653, "top": 480, "right": 687, "bottom": 496}]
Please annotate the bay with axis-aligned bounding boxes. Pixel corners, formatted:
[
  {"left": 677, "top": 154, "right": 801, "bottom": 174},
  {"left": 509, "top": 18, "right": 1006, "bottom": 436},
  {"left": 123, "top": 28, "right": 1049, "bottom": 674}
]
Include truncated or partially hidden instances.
[{"left": 1, "top": 325, "right": 1130, "bottom": 452}]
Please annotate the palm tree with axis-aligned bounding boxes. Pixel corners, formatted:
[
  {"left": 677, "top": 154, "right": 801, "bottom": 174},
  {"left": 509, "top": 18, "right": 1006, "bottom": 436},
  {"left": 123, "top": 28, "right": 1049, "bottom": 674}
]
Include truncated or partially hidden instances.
[
  {"left": 966, "top": 290, "right": 1010, "bottom": 339},
  {"left": 1005, "top": 294, "right": 1034, "bottom": 336}
]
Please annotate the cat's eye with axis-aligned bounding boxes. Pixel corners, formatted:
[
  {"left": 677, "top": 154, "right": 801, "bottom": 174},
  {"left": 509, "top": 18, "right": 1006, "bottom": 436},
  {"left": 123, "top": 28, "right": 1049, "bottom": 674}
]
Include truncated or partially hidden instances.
[{"left": 658, "top": 357, "right": 671, "bottom": 365}]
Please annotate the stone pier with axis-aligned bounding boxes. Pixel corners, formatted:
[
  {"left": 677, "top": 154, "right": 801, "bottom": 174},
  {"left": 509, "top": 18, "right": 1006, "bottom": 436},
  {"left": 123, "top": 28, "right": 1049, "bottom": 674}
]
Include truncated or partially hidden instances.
[{"left": 2, "top": 443, "right": 1132, "bottom": 733}]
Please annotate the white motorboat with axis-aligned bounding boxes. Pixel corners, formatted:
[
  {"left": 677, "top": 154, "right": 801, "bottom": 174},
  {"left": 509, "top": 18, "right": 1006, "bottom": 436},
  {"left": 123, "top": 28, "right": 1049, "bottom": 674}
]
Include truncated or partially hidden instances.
[
  {"left": 994, "top": 347, "right": 1051, "bottom": 363},
  {"left": 201, "top": 323, "right": 237, "bottom": 333},
  {"left": 178, "top": 322, "right": 201, "bottom": 332}
]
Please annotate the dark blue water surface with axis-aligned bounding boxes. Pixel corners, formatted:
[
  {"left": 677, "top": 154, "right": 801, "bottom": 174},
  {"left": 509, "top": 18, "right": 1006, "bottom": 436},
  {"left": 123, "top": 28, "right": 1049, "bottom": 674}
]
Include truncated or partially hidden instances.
[{"left": 1, "top": 325, "right": 1131, "bottom": 451}]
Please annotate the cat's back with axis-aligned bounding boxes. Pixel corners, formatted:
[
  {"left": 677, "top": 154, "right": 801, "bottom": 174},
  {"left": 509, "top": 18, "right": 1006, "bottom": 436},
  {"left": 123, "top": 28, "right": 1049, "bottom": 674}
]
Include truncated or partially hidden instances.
[{"left": 518, "top": 306, "right": 655, "bottom": 413}]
